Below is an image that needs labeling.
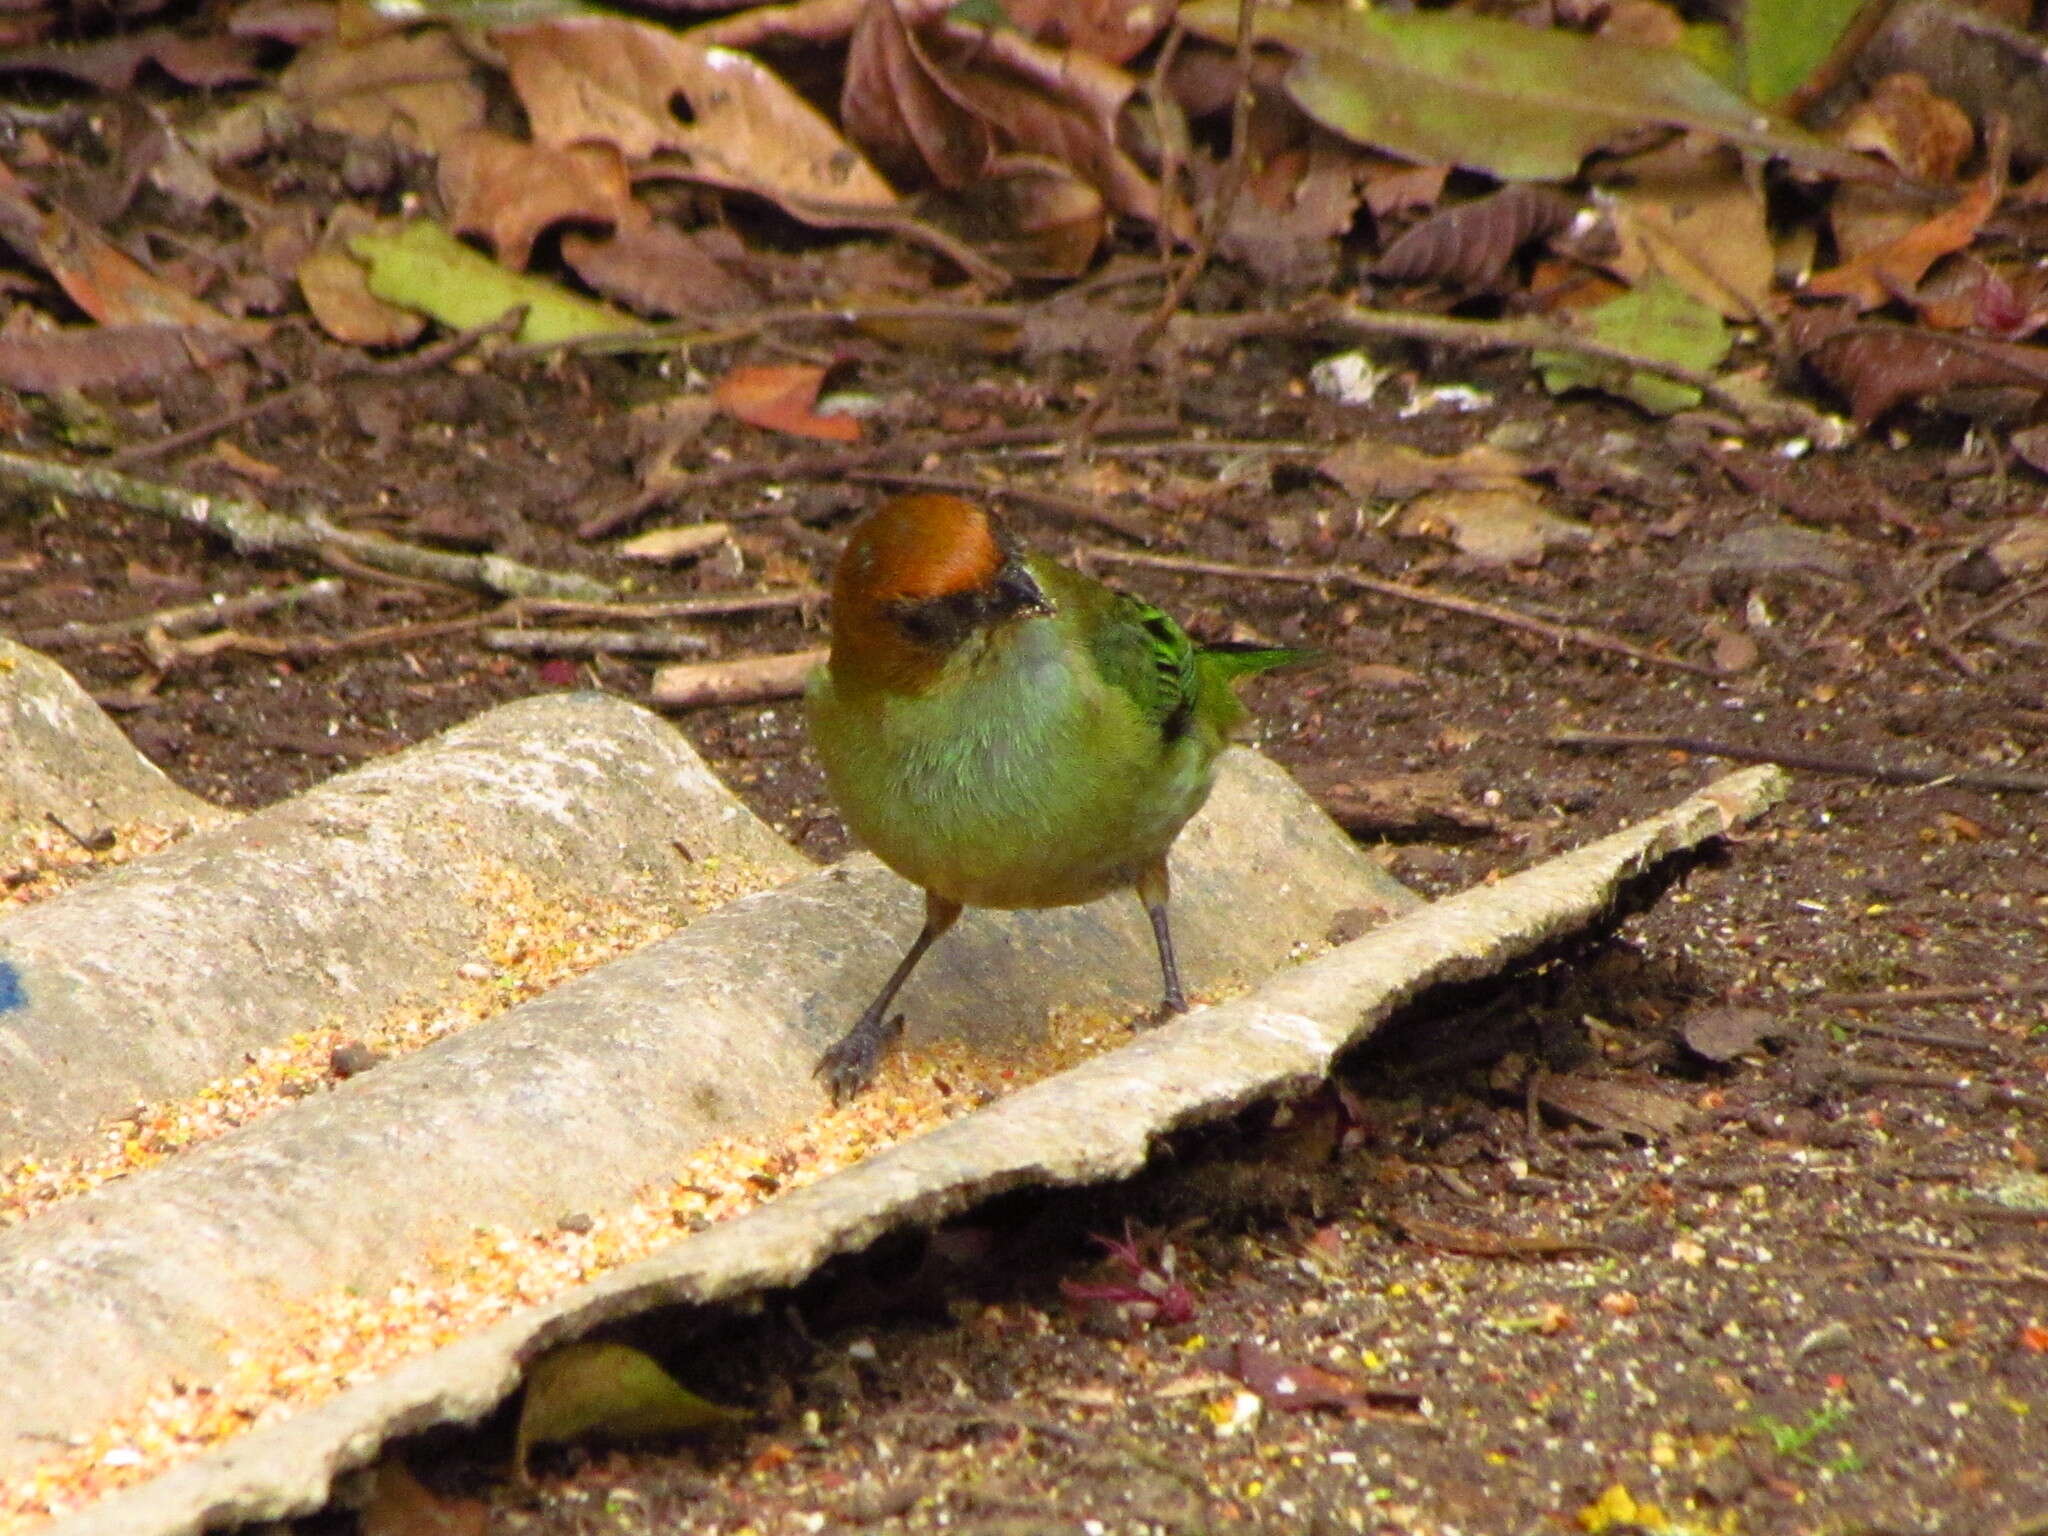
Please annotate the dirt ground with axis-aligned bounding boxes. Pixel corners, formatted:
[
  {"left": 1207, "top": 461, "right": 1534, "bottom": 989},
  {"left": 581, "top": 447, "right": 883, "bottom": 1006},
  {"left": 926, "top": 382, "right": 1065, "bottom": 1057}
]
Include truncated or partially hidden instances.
[{"left": 6, "top": 323, "right": 2048, "bottom": 1536}]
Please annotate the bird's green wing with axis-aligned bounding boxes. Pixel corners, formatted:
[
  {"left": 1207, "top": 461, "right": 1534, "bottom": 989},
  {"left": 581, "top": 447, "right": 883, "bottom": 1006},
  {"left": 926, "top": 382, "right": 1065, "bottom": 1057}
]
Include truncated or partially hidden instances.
[{"left": 1084, "top": 588, "right": 1204, "bottom": 739}]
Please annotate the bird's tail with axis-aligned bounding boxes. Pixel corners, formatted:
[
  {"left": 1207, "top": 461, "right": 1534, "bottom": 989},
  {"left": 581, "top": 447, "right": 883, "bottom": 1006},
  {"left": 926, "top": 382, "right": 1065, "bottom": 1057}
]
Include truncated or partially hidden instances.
[{"left": 1197, "top": 641, "right": 1314, "bottom": 683}]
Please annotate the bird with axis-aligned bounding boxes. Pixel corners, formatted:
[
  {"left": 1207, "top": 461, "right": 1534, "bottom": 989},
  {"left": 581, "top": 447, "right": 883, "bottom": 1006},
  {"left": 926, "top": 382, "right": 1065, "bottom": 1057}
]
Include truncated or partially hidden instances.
[{"left": 805, "top": 492, "right": 1304, "bottom": 1102}]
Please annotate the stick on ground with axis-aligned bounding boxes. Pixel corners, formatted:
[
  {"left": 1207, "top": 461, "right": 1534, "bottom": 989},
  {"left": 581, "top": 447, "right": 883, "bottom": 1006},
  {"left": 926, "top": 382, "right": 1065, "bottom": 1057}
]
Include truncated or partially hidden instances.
[
  {"left": 0, "top": 451, "right": 612, "bottom": 603},
  {"left": 1084, "top": 547, "right": 1720, "bottom": 678},
  {"left": 1552, "top": 730, "right": 2048, "bottom": 794}
]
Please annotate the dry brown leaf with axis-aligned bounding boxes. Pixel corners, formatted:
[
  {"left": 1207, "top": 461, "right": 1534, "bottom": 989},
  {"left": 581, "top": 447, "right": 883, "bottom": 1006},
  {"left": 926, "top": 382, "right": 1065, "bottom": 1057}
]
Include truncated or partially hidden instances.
[
  {"left": 1395, "top": 487, "right": 1590, "bottom": 568},
  {"left": 0, "top": 28, "right": 264, "bottom": 90},
  {"left": 296, "top": 204, "right": 427, "bottom": 348},
  {"left": 1003, "top": 0, "right": 1170, "bottom": 64},
  {"left": 0, "top": 324, "right": 244, "bottom": 392},
  {"left": 1807, "top": 167, "right": 2001, "bottom": 310},
  {"left": 359, "top": 1459, "right": 487, "bottom": 1536},
  {"left": 1794, "top": 312, "right": 2048, "bottom": 426},
  {"left": 297, "top": 243, "right": 424, "bottom": 348},
  {"left": 278, "top": 27, "right": 485, "bottom": 155},
  {"left": 0, "top": 170, "right": 255, "bottom": 336},
  {"left": 1319, "top": 438, "right": 1529, "bottom": 500},
  {"left": 617, "top": 523, "right": 734, "bottom": 562},
  {"left": 496, "top": 17, "right": 896, "bottom": 211},
  {"left": 1223, "top": 131, "right": 1371, "bottom": 289},
  {"left": 560, "top": 223, "right": 759, "bottom": 317},
  {"left": 840, "top": 0, "right": 1175, "bottom": 230},
  {"left": 439, "top": 131, "right": 643, "bottom": 272},
  {"left": 712, "top": 362, "right": 862, "bottom": 442},
  {"left": 1600, "top": 139, "right": 1774, "bottom": 322},
  {"left": 1362, "top": 160, "right": 1450, "bottom": 220},
  {"left": 1833, "top": 72, "right": 1975, "bottom": 183},
  {"left": 1374, "top": 184, "right": 1577, "bottom": 291},
  {"left": 923, "top": 154, "right": 1106, "bottom": 278},
  {"left": 844, "top": 0, "right": 991, "bottom": 189}
]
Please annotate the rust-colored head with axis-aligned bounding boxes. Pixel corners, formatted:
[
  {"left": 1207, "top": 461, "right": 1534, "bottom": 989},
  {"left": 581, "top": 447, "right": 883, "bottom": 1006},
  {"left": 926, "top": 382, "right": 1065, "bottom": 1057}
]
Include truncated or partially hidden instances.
[{"left": 828, "top": 494, "right": 1049, "bottom": 692}]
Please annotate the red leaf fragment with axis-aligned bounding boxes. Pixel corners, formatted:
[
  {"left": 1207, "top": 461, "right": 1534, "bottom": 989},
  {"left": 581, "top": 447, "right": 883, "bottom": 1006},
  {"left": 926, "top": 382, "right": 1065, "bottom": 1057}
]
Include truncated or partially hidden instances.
[
  {"left": 1205, "top": 1341, "right": 1422, "bottom": 1415},
  {"left": 712, "top": 363, "right": 861, "bottom": 443}
]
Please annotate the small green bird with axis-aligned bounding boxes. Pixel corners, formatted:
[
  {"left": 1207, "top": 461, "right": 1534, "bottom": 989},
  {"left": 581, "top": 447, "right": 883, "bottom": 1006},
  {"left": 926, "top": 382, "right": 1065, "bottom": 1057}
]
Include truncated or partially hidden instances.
[{"left": 806, "top": 493, "right": 1303, "bottom": 1101}]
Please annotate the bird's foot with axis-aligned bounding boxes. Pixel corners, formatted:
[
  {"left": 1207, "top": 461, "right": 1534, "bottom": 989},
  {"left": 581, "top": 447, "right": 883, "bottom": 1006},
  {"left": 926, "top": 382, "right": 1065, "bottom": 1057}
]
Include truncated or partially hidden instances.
[
  {"left": 1137, "top": 989, "right": 1191, "bottom": 1030},
  {"left": 815, "top": 1011, "right": 905, "bottom": 1104}
]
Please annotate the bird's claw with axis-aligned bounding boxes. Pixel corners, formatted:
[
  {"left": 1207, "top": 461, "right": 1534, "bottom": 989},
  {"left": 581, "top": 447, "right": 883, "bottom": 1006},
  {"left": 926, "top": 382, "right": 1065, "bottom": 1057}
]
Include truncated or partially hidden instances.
[
  {"left": 1138, "top": 990, "right": 1190, "bottom": 1030},
  {"left": 815, "top": 1011, "right": 905, "bottom": 1104}
]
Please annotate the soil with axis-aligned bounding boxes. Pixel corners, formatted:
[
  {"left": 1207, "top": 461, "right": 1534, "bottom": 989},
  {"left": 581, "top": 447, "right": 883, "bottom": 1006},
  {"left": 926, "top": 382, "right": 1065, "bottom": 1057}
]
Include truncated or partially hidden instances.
[{"left": 7, "top": 288, "right": 2048, "bottom": 1535}]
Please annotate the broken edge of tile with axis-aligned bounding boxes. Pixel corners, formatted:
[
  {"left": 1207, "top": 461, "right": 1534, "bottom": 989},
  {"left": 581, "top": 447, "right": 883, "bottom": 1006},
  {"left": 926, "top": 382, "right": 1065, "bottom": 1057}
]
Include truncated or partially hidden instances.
[
  {"left": 47, "top": 765, "right": 1786, "bottom": 1536},
  {"left": 0, "top": 637, "right": 231, "bottom": 861}
]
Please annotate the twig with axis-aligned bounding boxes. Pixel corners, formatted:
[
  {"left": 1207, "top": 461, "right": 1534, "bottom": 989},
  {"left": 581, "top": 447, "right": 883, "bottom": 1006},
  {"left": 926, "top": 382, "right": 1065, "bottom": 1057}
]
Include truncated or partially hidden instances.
[
  {"left": 649, "top": 648, "right": 825, "bottom": 708},
  {"left": 579, "top": 417, "right": 1179, "bottom": 540},
  {"left": 512, "top": 589, "right": 821, "bottom": 621},
  {"left": 526, "top": 303, "right": 1030, "bottom": 359},
  {"left": 108, "top": 312, "right": 524, "bottom": 467},
  {"left": 286, "top": 611, "right": 499, "bottom": 657},
  {"left": 1082, "top": 547, "right": 1719, "bottom": 677},
  {"left": 1071, "top": 0, "right": 1257, "bottom": 449},
  {"left": 1864, "top": 1241, "right": 2048, "bottom": 1287},
  {"left": 1826, "top": 1018, "right": 2006, "bottom": 1053},
  {"left": 845, "top": 469, "right": 1155, "bottom": 543},
  {"left": 1811, "top": 981, "right": 2048, "bottom": 1011},
  {"left": 986, "top": 438, "right": 1323, "bottom": 462},
  {"left": 482, "top": 626, "right": 711, "bottom": 658},
  {"left": 15, "top": 578, "right": 342, "bottom": 648},
  {"left": 1939, "top": 574, "right": 2048, "bottom": 649},
  {"left": 0, "top": 449, "right": 612, "bottom": 602},
  {"left": 1551, "top": 730, "right": 2048, "bottom": 794}
]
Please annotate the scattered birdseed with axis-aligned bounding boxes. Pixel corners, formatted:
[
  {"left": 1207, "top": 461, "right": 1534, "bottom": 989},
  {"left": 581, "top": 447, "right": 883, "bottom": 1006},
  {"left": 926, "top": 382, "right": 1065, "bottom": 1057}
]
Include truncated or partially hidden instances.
[
  {"left": 0, "top": 854, "right": 790, "bottom": 1233},
  {"left": 0, "top": 819, "right": 191, "bottom": 911},
  {"left": 0, "top": 1005, "right": 1138, "bottom": 1530}
]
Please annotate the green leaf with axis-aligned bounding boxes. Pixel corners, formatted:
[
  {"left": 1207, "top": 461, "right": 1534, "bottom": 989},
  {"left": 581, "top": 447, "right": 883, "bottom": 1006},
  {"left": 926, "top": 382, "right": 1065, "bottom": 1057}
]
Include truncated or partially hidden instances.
[
  {"left": 1178, "top": 1, "right": 1865, "bottom": 182},
  {"left": 1531, "top": 274, "right": 1730, "bottom": 415},
  {"left": 1741, "top": 0, "right": 1866, "bottom": 105},
  {"left": 515, "top": 1341, "right": 745, "bottom": 1474},
  {"left": 347, "top": 220, "right": 645, "bottom": 347}
]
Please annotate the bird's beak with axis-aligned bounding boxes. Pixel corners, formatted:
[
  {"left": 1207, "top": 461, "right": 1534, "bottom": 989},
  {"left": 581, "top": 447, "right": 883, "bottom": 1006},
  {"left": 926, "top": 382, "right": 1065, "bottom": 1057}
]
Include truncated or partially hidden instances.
[{"left": 996, "top": 563, "right": 1054, "bottom": 619}]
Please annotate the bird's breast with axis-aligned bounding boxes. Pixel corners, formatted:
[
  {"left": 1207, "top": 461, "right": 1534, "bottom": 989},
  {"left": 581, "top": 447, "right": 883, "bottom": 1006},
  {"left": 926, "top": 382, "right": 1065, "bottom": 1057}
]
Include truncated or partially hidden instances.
[{"left": 808, "top": 620, "right": 1218, "bottom": 909}]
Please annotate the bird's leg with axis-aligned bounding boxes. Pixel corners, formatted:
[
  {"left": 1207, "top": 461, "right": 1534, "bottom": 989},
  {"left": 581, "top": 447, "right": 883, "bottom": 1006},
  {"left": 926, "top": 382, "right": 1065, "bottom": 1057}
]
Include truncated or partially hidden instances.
[
  {"left": 816, "top": 889, "right": 963, "bottom": 1103},
  {"left": 1135, "top": 859, "right": 1189, "bottom": 1025}
]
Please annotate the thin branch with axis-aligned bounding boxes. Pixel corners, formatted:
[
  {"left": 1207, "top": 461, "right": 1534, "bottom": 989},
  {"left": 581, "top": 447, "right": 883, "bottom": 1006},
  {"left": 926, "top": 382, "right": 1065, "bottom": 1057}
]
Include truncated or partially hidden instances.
[
  {"left": 845, "top": 469, "right": 1155, "bottom": 543},
  {"left": 1071, "top": 0, "right": 1258, "bottom": 449},
  {"left": 1939, "top": 574, "right": 2048, "bottom": 649},
  {"left": 579, "top": 416, "right": 1179, "bottom": 540},
  {"left": 15, "top": 578, "right": 343, "bottom": 647},
  {"left": 1083, "top": 547, "right": 1719, "bottom": 677},
  {"left": 510, "top": 589, "right": 821, "bottom": 622},
  {"left": 1551, "top": 730, "right": 2048, "bottom": 794},
  {"left": 649, "top": 648, "right": 825, "bottom": 708},
  {"left": 482, "top": 626, "right": 712, "bottom": 658},
  {"left": 1809, "top": 981, "right": 2048, "bottom": 1011},
  {"left": 0, "top": 450, "right": 612, "bottom": 602}
]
